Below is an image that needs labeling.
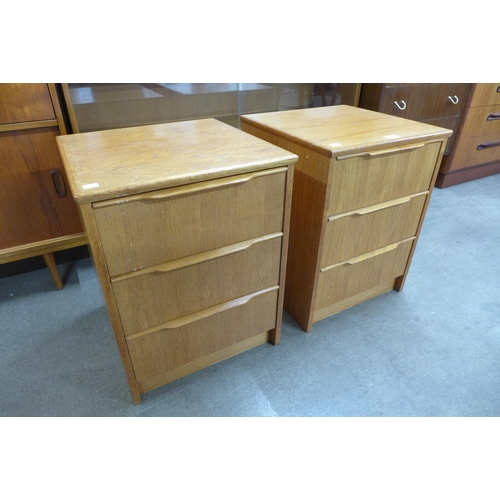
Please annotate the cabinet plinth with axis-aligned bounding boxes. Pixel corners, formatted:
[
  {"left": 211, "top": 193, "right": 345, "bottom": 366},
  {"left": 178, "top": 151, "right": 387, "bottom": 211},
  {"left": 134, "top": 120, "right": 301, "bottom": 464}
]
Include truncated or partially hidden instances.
[
  {"left": 57, "top": 118, "right": 297, "bottom": 403},
  {"left": 241, "top": 105, "right": 452, "bottom": 332}
]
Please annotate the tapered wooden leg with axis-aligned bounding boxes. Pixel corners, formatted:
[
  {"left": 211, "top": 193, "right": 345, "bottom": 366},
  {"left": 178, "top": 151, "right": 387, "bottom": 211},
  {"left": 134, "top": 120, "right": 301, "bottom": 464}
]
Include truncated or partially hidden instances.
[{"left": 43, "top": 253, "right": 64, "bottom": 290}]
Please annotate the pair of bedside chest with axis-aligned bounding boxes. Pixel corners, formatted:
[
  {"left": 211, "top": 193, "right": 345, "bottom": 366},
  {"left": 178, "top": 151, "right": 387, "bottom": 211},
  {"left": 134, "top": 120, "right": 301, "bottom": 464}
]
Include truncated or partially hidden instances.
[{"left": 57, "top": 106, "right": 451, "bottom": 403}]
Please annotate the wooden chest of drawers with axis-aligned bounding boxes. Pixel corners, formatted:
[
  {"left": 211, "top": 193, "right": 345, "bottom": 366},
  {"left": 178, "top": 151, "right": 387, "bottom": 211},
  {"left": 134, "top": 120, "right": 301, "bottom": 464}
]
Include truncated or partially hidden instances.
[
  {"left": 241, "top": 106, "right": 452, "bottom": 332},
  {"left": 56, "top": 119, "right": 297, "bottom": 403},
  {"left": 437, "top": 84, "right": 500, "bottom": 187}
]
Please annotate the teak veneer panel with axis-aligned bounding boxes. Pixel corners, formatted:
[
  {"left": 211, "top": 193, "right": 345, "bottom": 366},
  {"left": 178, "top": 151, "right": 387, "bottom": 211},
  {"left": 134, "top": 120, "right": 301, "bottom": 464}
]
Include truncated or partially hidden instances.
[
  {"left": 316, "top": 238, "right": 414, "bottom": 309},
  {"left": 113, "top": 235, "right": 282, "bottom": 336},
  {"left": 322, "top": 193, "right": 427, "bottom": 266},
  {"left": 327, "top": 142, "right": 441, "bottom": 214},
  {"left": 127, "top": 287, "right": 279, "bottom": 383},
  {"left": 94, "top": 168, "right": 287, "bottom": 276},
  {"left": 57, "top": 118, "right": 296, "bottom": 203},
  {"left": 0, "top": 83, "right": 56, "bottom": 124},
  {"left": 0, "top": 128, "right": 83, "bottom": 249}
]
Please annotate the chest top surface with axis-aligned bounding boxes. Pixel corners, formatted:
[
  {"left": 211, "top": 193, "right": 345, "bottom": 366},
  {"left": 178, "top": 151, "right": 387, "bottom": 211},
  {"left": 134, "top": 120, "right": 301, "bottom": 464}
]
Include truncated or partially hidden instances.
[
  {"left": 241, "top": 105, "right": 453, "bottom": 158},
  {"left": 56, "top": 118, "right": 298, "bottom": 204}
]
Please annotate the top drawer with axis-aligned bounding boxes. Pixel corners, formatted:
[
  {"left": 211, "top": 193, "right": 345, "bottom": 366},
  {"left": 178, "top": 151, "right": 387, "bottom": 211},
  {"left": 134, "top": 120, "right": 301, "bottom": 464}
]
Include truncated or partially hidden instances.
[
  {"left": 470, "top": 84, "right": 500, "bottom": 107},
  {"left": 378, "top": 84, "right": 469, "bottom": 121},
  {"left": 327, "top": 141, "right": 442, "bottom": 215},
  {"left": 93, "top": 168, "right": 287, "bottom": 277},
  {"left": 0, "top": 84, "right": 56, "bottom": 125}
]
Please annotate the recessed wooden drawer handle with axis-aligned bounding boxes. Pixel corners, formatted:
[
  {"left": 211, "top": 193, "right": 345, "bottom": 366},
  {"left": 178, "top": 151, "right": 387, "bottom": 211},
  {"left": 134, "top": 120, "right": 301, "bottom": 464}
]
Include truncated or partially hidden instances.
[
  {"left": 327, "top": 192, "right": 428, "bottom": 221},
  {"left": 111, "top": 232, "right": 283, "bottom": 282},
  {"left": 337, "top": 143, "right": 425, "bottom": 160},
  {"left": 126, "top": 286, "right": 279, "bottom": 340},
  {"left": 487, "top": 113, "right": 500, "bottom": 121},
  {"left": 477, "top": 141, "right": 500, "bottom": 150},
  {"left": 50, "top": 169, "right": 67, "bottom": 198},
  {"left": 94, "top": 167, "right": 287, "bottom": 208},
  {"left": 320, "top": 237, "right": 415, "bottom": 273},
  {"left": 353, "top": 196, "right": 411, "bottom": 215}
]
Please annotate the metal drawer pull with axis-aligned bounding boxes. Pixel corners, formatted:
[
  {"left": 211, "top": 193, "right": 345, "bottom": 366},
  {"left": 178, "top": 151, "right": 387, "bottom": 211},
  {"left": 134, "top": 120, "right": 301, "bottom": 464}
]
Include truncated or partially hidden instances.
[
  {"left": 394, "top": 100, "right": 406, "bottom": 110},
  {"left": 448, "top": 95, "right": 459, "bottom": 104},
  {"left": 477, "top": 141, "right": 500, "bottom": 150},
  {"left": 497, "top": 86, "right": 500, "bottom": 93},
  {"left": 487, "top": 113, "right": 500, "bottom": 121},
  {"left": 50, "top": 169, "right": 67, "bottom": 198}
]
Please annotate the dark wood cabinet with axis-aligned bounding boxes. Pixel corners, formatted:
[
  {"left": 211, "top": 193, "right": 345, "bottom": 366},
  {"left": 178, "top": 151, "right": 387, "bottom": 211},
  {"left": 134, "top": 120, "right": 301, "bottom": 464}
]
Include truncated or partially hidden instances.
[
  {"left": 437, "top": 83, "right": 500, "bottom": 187},
  {"left": 358, "top": 83, "right": 471, "bottom": 155},
  {"left": 0, "top": 84, "right": 87, "bottom": 287}
]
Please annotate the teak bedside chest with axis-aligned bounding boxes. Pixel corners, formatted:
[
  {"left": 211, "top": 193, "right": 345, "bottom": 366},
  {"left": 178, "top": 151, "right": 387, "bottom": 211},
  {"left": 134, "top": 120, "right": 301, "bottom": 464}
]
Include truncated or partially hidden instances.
[
  {"left": 56, "top": 119, "right": 297, "bottom": 403},
  {"left": 241, "top": 106, "right": 452, "bottom": 332}
]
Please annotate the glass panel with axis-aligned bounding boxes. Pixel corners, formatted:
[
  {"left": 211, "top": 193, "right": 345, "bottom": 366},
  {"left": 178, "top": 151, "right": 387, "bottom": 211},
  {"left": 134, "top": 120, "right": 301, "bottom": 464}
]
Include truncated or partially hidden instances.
[{"left": 64, "top": 83, "right": 361, "bottom": 133}]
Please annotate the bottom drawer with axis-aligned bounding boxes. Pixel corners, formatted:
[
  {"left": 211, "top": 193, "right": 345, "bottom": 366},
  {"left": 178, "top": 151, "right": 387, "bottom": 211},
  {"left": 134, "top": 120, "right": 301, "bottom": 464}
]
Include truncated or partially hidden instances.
[
  {"left": 315, "top": 238, "right": 414, "bottom": 311},
  {"left": 127, "top": 287, "right": 279, "bottom": 382}
]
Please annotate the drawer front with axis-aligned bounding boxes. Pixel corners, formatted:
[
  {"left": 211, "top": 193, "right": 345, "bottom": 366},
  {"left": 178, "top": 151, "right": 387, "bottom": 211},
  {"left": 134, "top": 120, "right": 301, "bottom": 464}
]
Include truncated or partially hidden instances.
[
  {"left": 126, "top": 287, "right": 279, "bottom": 382},
  {"left": 113, "top": 235, "right": 283, "bottom": 336},
  {"left": 470, "top": 84, "right": 500, "bottom": 107},
  {"left": 450, "top": 133, "right": 500, "bottom": 171},
  {"left": 321, "top": 193, "right": 426, "bottom": 267},
  {"left": 378, "top": 84, "right": 426, "bottom": 119},
  {"left": 422, "top": 83, "right": 470, "bottom": 120},
  {"left": 328, "top": 141, "right": 441, "bottom": 215},
  {"left": 460, "top": 105, "right": 500, "bottom": 139},
  {"left": 315, "top": 239, "right": 414, "bottom": 311},
  {"left": 378, "top": 84, "right": 469, "bottom": 122},
  {"left": 94, "top": 168, "right": 287, "bottom": 277}
]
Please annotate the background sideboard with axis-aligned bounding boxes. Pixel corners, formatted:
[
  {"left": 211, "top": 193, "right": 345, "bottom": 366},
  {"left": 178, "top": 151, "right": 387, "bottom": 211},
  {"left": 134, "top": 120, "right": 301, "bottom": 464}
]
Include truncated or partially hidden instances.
[{"left": 0, "top": 84, "right": 87, "bottom": 288}]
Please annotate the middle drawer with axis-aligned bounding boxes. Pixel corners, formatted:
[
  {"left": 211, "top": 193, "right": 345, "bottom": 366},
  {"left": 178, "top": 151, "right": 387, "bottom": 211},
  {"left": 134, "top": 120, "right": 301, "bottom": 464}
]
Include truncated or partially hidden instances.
[
  {"left": 321, "top": 192, "right": 427, "bottom": 267},
  {"left": 93, "top": 168, "right": 287, "bottom": 277},
  {"left": 112, "top": 234, "right": 283, "bottom": 336}
]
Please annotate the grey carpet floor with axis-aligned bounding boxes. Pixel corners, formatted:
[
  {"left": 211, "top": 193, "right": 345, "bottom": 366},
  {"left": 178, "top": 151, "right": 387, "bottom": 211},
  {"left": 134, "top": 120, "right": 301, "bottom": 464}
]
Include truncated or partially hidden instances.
[{"left": 1, "top": 173, "right": 500, "bottom": 417}]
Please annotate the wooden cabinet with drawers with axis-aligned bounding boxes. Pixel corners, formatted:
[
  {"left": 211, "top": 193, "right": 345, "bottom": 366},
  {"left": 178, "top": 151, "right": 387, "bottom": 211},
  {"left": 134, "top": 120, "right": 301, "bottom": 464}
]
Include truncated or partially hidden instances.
[
  {"left": 241, "top": 106, "right": 451, "bottom": 332},
  {"left": 0, "top": 84, "right": 87, "bottom": 287},
  {"left": 56, "top": 118, "right": 297, "bottom": 403},
  {"left": 358, "top": 83, "right": 471, "bottom": 155},
  {"left": 437, "top": 83, "right": 500, "bottom": 187}
]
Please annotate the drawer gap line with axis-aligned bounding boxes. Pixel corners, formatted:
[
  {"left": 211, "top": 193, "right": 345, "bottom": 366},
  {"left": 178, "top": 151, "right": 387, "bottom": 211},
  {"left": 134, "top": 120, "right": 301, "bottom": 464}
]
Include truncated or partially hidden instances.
[
  {"left": 110, "top": 232, "right": 283, "bottom": 283},
  {"left": 92, "top": 167, "right": 288, "bottom": 209},
  {"left": 327, "top": 191, "right": 428, "bottom": 221},
  {"left": 320, "top": 237, "right": 416, "bottom": 272},
  {"left": 126, "top": 286, "right": 280, "bottom": 340}
]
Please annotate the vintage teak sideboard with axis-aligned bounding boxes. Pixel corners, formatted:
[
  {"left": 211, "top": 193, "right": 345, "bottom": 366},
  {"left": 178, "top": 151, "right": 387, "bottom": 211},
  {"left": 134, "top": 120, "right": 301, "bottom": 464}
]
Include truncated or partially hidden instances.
[
  {"left": 0, "top": 83, "right": 86, "bottom": 288},
  {"left": 241, "top": 105, "right": 452, "bottom": 332},
  {"left": 56, "top": 118, "right": 297, "bottom": 403}
]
